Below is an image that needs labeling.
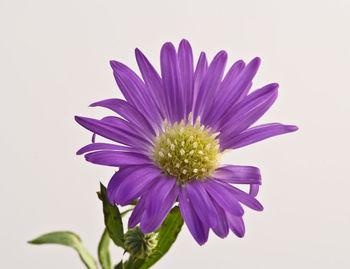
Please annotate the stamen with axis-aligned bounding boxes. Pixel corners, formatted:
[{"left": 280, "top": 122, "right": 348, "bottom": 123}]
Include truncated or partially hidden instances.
[{"left": 152, "top": 116, "right": 222, "bottom": 183}]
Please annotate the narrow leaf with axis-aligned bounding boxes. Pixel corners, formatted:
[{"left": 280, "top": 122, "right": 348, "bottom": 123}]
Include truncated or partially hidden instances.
[
  {"left": 98, "top": 229, "right": 112, "bottom": 269},
  {"left": 99, "top": 183, "right": 125, "bottom": 248},
  {"left": 28, "top": 231, "right": 98, "bottom": 269}
]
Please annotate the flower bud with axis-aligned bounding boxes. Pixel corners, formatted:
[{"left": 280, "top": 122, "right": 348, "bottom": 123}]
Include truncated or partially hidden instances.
[{"left": 124, "top": 227, "right": 158, "bottom": 259}]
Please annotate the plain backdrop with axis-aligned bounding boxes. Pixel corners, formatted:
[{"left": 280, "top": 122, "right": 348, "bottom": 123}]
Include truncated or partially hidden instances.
[{"left": 1, "top": 0, "right": 349, "bottom": 268}]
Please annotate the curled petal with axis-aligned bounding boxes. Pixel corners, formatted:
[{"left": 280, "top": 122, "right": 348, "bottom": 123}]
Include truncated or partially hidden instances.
[
  {"left": 222, "top": 183, "right": 263, "bottom": 211},
  {"left": 213, "top": 165, "right": 261, "bottom": 185},
  {"left": 249, "top": 184, "right": 260, "bottom": 197}
]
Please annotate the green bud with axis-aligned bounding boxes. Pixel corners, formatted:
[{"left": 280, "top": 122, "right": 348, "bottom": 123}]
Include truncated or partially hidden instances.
[{"left": 124, "top": 227, "right": 158, "bottom": 259}]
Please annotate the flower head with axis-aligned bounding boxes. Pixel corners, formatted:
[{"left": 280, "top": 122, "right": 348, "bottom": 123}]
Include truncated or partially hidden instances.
[{"left": 76, "top": 40, "right": 297, "bottom": 245}]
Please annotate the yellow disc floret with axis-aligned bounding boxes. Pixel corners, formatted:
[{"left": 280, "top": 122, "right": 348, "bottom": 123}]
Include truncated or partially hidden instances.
[{"left": 152, "top": 117, "right": 222, "bottom": 183}]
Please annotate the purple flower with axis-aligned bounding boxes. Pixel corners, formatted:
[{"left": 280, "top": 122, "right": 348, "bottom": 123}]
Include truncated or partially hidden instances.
[{"left": 76, "top": 40, "right": 297, "bottom": 245}]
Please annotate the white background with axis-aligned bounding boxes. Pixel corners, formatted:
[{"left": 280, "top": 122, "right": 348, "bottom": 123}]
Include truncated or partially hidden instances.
[{"left": 1, "top": 0, "right": 349, "bottom": 268}]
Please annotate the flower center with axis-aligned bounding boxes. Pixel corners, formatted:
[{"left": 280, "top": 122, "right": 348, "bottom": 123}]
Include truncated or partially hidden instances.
[{"left": 152, "top": 117, "right": 222, "bottom": 183}]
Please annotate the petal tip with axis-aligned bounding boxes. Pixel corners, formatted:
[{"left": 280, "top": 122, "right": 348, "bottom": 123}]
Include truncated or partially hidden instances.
[
  {"left": 217, "top": 50, "right": 228, "bottom": 59},
  {"left": 253, "top": 57, "right": 261, "bottom": 64},
  {"left": 248, "top": 57, "right": 261, "bottom": 70},
  {"left": 179, "top": 38, "right": 191, "bottom": 49},
  {"left": 270, "top": 82, "right": 279, "bottom": 90},
  {"left": 74, "top": 115, "right": 85, "bottom": 124},
  {"left": 290, "top": 125, "right": 299, "bottom": 132},
  {"left": 161, "top": 42, "right": 176, "bottom": 51},
  {"left": 135, "top": 47, "right": 144, "bottom": 58},
  {"left": 109, "top": 60, "right": 117, "bottom": 68}
]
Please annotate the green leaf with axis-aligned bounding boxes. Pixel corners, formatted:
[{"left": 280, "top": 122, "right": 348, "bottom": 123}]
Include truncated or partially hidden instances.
[
  {"left": 126, "top": 206, "right": 184, "bottom": 269},
  {"left": 98, "top": 229, "right": 112, "bottom": 269},
  {"left": 99, "top": 183, "right": 125, "bottom": 248},
  {"left": 28, "top": 231, "right": 98, "bottom": 269},
  {"left": 114, "top": 260, "right": 124, "bottom": 269}
]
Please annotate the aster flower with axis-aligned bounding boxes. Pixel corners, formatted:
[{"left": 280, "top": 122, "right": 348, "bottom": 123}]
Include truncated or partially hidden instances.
[{"left": 75, "top": 39, "right": 297, "bottom": 245}]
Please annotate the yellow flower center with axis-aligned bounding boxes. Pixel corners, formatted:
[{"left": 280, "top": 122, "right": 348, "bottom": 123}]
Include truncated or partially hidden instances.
[{"left": 152, "top": 117, "right": 222, "bottom": 183}]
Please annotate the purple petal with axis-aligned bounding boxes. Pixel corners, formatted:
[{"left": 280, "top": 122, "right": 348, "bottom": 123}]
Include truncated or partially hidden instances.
[
  {"left": 203, "top": 60, "right": 245, "bottom": 125},
  {"left": 226, "top": 213, "right": 245, "bottom": 237},
  {"left": 178, "top": 187, "right": 209, "bottom": 245},
  {"left": 193, "top": 50, "right": 227, "bottom": 122},
  {"left": 210, "top": 199, "right": 229, "bottom": 238},
  {"left": 140, "top": 183, "right": 180, "bottom": 233},
  {"left": 109, "top": 61, "right": 144, "bottom": 109},
  {"left": 99, "top": 116, "right": 152, "bottom": 150},
  {"left": 249, "top": 184, "right": 260, "bottom": 197},
  {"left": 219, "top": 83, "right": 279, "bottom": 148},
  {"left": 128, "top": 195, "right": 146, "bottom": 228},
  {"left": 110, "top": 61, "right": 162, "bottom": 128},
  {"left": 206, "top": 58, "right": 260, "bottom": 129},
  {"left": 185, "top": 180, "right": 218, "bottom": 227},
  {"left": 178, "top": 39, "right": 194, "bottom": 118},
  {"left": 160, "top": 42, "right": 185, "bottom": 123},
  {"left": 225, "top": 123, "right": 299, "bottom": 150},
  {"left": 219, "top": 60, "right": 245, "bottom": 93},
  {"left": 77, "top": 143, "right": 135, "bottom": 155},
  {"left": 84, "top": 151, "right": 152, "bottom": 167},
  {"left": 135, "top": 48, "right": 166, "bottom": 119},
  {"left": 75, "top": 116, "right": 149, "bottom": 149},
  {"left": 107, "top": 167, "right": 138, "bottom": 204},
  {"left": 192, "top": 52, "right": 208, "bottom": 114},
  {"left": 203, "top": 179, "right": 244, "bottom": 216},
  {"left": 90, "top": 99, "right": 156, "bottom": 139},
  {"left": 115, "top": 165, "right": 161, "bottom": 206},
  {"left": 213, "top": 165, "right": 261, "bottom": 185},
  {"left": 144, "top": 176, "right": 176, "bottom": 218}
]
